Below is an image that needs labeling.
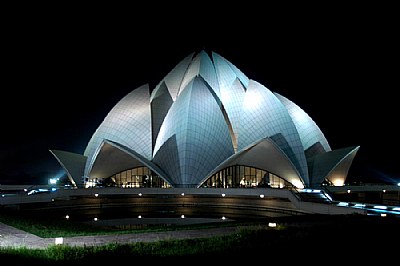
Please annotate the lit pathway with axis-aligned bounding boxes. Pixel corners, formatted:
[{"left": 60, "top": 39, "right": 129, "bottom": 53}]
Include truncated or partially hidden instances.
[
  {"left": 0, "top": 221, "right": 240, "bottom": 250},
  {"left": 0, "top": 222, "right": 54, "bottom": 249}
]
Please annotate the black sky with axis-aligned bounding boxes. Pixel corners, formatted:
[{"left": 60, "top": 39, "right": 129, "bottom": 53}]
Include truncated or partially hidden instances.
[{"left": 1, "top": 6, "right": 399, "bottom": 185}]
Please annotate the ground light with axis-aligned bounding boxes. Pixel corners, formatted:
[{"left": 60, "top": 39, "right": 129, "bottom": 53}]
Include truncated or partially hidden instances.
[
  {"left": 49, "top": 178, "right": 59, "bottom": 185},
  {"left": 55, "top": 237, "right": 63, "bottom": 245},
  {"left": 268, "top": 222, "right": 277, "bottom": 227}
]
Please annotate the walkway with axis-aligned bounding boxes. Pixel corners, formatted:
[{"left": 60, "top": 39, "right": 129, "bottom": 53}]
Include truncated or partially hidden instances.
[{"left": 0, "top": 221, "right": 239, "bottom": 250}]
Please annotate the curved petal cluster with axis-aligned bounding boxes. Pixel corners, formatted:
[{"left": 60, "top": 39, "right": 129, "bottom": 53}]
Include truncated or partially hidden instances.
[{"left": 52, "top": 51, "right": 359, "bottom": 188}]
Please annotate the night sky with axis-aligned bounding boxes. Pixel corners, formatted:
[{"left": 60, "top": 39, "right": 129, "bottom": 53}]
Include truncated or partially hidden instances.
[{"left": 1, "top": 6, "right": 398, "bottom": 185}]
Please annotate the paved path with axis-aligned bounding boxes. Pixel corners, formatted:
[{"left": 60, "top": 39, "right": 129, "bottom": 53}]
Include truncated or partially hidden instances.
[{"left": 0, "top": 221, "right": 239, "bottom": 249}]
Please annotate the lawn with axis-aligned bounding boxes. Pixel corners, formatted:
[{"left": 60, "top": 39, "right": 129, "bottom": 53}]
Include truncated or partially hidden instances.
[{"left": 1, "top": 209, "right": 398, "bottom": 264}]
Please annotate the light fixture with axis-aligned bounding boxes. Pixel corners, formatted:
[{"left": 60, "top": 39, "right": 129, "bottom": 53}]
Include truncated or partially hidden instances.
[{"left": 55, "top": 237, "right": 63, "bottom": 245}]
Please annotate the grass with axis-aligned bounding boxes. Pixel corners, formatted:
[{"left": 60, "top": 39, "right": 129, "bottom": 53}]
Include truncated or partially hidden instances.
[
  {"left": 1, "top": 210, "right": 399, "bottom": 264},
  {"left": 0, "top": 223, "right": 308, "bottom": 264}
]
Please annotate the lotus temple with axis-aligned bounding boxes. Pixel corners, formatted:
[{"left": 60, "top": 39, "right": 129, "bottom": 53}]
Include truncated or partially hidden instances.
[
  {"left": 50, "top": 50, "right": 359, "bottom": 190},
  {"left": 2, "top": 51, "right": 398, "bottom": 219}
]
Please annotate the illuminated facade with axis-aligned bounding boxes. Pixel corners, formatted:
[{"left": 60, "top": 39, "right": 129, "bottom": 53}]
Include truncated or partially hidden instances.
[{"left": 51, "top": 51, "right": 359, "bottom": 189}]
